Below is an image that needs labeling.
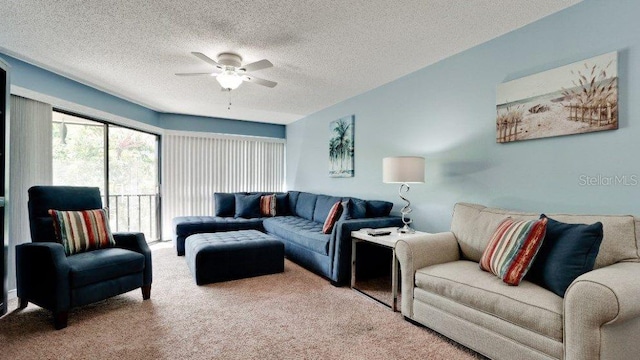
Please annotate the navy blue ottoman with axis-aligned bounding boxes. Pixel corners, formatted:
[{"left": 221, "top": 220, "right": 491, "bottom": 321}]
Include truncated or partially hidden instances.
[{"left": 185, "top": 230, "right": 284, "bottom": 285}]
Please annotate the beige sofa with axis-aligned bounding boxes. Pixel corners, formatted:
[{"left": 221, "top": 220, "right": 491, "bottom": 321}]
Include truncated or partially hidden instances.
[{"left": 396, "top": 203, "right": 640, "bottom": 360}]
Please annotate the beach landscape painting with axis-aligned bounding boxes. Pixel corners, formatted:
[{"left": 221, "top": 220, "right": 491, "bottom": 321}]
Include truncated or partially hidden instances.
[
  {"left": 496, "top": 52, "right": 618, "bottom": 143},
  {"left": 329, "top": 115, "right": 354, "bottom": 177}
]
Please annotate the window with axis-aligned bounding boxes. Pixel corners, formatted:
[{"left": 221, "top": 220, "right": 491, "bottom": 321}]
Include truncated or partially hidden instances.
[
  {"left": 161, "top": 133, "right": 285, "bottom": 237},
  {"left": 52, "top": 111, "right": 161, "bottom": 241}
]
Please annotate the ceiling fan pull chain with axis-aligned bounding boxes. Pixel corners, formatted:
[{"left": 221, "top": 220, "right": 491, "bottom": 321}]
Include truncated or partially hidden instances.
[{"left": 227, "top": 89, "right": 232, "bottom": 110}]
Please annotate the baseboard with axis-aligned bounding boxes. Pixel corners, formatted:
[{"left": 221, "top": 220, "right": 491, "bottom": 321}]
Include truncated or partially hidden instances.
[{"left": 8, "top": 288, "right": 16, "bottom": 301}]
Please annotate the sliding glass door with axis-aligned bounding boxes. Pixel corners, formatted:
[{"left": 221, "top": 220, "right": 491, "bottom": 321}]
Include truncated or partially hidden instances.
[
  {"left": 108, "top": 126, "right": 160, "bottom": 240},
  {"left": 52, "top": 111, "right": 160, "bottom": 241}
]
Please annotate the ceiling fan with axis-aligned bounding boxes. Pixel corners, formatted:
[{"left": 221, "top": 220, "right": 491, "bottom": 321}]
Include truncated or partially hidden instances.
[{"left": 176, "top": 52, "right": 277, "bottom": 90}]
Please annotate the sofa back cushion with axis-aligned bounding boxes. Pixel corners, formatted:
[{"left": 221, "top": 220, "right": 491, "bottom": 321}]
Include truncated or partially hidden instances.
[
  {"left": 295, "top": 192, "right": 318, "bottom": 221},
  {"left": 288, "top": 191, "right": 300, "bottom": 214},
  {"left": 451, "top": 203, "right": 639, "bottom": 269},
  {"left": 313, "top": 195, "right": 343, "bottom": 223}
]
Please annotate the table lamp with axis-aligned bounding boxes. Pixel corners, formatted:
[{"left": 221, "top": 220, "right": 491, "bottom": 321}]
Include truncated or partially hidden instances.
[{"left": 382, "top": 156, "right": 425, "bottom": 233}]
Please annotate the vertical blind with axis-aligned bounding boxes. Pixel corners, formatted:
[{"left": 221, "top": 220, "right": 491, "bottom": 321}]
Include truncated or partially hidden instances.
[
  {"left": 161, "top": 132, "right": 285, "bottom": 239},
  {"left": 8, "top": 95, "right": 53, "bottom": 290}
]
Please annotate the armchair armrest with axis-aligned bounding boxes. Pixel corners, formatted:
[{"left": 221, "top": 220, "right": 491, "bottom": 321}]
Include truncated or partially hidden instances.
[
  {"left": 395, "top": 232, "right": 460, "bottom": 317},
  {"left": 564, "top": 262, "right": 640, "bottom": 360},
  {"left": 16, "top": 242, "right": 71, "bottom": 313},
  {"left": 113, "top": 232, "right": 152, "bottom": 286},
  {"left": 331, "top": 217, "right": 404, "bottom": 284}
]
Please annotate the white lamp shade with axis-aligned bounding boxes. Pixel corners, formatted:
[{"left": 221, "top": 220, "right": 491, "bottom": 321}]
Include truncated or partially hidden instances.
[
  {"left": 216, "top": 70, "right": 243, "bottom": 90},
  {"left": 382, "top": 156, "right": 425, "bottom": 183}
]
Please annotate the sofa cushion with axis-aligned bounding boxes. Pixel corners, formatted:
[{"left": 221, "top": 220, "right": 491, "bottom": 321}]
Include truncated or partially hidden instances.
[
  {"left": 348, "top": 198, "right": 367, "bottom": 219},
  {"left": 366, "top": 200, "right": 393, "bottom": 217},
  {"left": 49, "top": 208, "right": 115, "bottom": 256},
  {"left": 415, "top": 260, "right": 563, "bottom": 341},
  {"left": 214, "top": 193, "right": 236, "bottom": 217},
  {"left": 287, "top": 191, "right": 300, "bottom": 214},
  {"left": 450, "top": 202, "right": 638, "bottom": 269},
  {"left": 322, "top": 201, "right": 343, "bottom": 234},
  {"left": 479, "top": 217, "right": 548, "bottom": 285},
  {"left": 275, "top": 193, "right": 290, "bottom": 215},
  {"left": 263, "top": 216, "right": 330, "bottom": 255},
  {"left": 68, "top": 248, "right": 145, "bottom": 288},
  {"left": 234, "top": 194, "right": 262, "bottom": 218},
  {"left": 260, "top": 194, "right": 276, "bottom": 217},
  {"left": 295, "top": 192, "right": 318, "bottom": 221},
  {"left": 527, "top": 215, "right": 603, "bottom": 297},
  {"left": 313, "top": 195, "right": 343, "bottom": 223}
]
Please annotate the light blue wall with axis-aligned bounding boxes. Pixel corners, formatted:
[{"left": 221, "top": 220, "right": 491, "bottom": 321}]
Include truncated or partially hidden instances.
[
  {"left": 286, "top": 0, "right": 640, "bottom": 233},
  {"left": 1, "top": 53, "right": 160, "bottom": 127},
  {"left": 160, "top": 113, "right": 285, "bottom": 138},
  {"left": 0, "top": 53, "right": 285, "bottom": 138}
]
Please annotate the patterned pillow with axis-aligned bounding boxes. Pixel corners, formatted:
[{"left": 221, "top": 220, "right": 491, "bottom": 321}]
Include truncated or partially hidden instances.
[
  {"left": 322, "top": 201, "right": 344, "bottom": 234},
  {"left": 260, "top": 194, "right": 276, "bottom": 217},
  {"left": 48, "top": 208, "right": 116, "bottom": 256},
  {"left": 479, "top": 217, "right": 548, "bottom": 285}
]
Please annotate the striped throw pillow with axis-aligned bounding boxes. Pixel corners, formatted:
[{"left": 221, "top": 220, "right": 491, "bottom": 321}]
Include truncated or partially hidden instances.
[
  {"left": 260, "top": 194, "right": 276, "bottom": 217},
  {"left": 322, "top": 201, "right": 344, "bottom": 234},
  {"left": 479, "top": 217, "right": 548, "bottom": 285},
  {"left": 49, "top": 208, "right": 116, "bottom": 256}
]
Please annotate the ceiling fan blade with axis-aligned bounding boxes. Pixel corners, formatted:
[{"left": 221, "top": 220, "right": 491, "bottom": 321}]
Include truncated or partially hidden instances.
[
  {"left": 241, "top": 59, "right": 273, "bottom": 72},
  {"left": 242, "top": 75, "right": 277, "bottom": 88},
  {"left": 191, "top": 52, "right": 220, "bottom": 67},
  {"left": 175, "top": 72, "right": 215, "bottom": 76}
]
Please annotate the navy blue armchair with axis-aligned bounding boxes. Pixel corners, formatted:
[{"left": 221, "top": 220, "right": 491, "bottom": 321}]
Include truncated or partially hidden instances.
[{"left": 16, "top": 186, "right": 152, "bottom": 329}]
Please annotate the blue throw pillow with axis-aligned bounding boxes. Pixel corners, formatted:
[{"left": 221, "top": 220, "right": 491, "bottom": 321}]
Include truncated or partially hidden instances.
[
  {"left": 348, "top": 198, "right": 367, "bottom": 219},
  {"left": 526, "top": 214, "right": 603, "bottom": 297},
  {"left": 366, "top": 200, "right": 393, "bottom": 217},
  {"left": 234, "top": 194, "right": 262, "bottom": 218},
  {"left": 275, "top": 193, "right": 289, "bottom": 215},
  {"left": 214, "top": 193, "right": 235, "bottom": 217}
]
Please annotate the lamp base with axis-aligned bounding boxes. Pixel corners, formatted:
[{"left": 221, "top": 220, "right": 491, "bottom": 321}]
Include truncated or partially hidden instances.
[{"left": 397, "top": 224, "right": 415, "bottom": 234}]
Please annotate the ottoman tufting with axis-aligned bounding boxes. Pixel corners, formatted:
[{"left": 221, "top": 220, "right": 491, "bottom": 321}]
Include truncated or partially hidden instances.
[{"left": 185, "top": 230, "right": 284, "bottom": 285}]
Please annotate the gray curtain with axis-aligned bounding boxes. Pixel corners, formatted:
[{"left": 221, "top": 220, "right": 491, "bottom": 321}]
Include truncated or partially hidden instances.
[{"left": 7, "top": 95, "right": 52, "bottom": 291}]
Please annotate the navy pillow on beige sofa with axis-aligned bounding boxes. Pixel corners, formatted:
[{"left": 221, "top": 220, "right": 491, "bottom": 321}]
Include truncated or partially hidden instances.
[{"left": 526, "top": 214, "right": 603, "bottom": 297}]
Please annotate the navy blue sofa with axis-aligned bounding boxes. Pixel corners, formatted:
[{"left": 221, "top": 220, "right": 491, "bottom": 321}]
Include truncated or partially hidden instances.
[{"left": 172, "top": 191, "right": 402, "bottom": 284}]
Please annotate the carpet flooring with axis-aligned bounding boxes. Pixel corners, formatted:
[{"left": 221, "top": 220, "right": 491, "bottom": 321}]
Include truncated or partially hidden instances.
[{"left": 0, "top": 244, "right": 484, "bottom": 359}]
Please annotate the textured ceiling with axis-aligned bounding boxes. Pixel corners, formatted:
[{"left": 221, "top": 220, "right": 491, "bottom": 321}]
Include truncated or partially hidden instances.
[{"left": 0, "top": 0, "right": 581, "bottom": 125}]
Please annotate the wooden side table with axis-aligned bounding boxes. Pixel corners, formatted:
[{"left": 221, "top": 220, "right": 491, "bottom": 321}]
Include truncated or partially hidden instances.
[{"left": 351, "top": 227, "right": 430, "bottom": 311}]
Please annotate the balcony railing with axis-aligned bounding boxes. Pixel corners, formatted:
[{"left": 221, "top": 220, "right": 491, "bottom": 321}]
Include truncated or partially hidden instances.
[{"left": 102, "top": 193, "right": 160, "bottom": 242}]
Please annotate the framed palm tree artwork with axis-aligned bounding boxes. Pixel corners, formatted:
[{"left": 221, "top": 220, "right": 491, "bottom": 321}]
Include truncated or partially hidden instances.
[{"left": 329, "top": 115, "right": 355, "bottom": 178}]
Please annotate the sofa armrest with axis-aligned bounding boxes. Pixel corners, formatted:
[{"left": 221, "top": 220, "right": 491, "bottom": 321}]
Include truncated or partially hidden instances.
[
  {"left": 564, "top": 262, "right": 640, "bottom": 360},
  {"left": 395, "top": 232, "right": 460, "bottom": 317},
  {"left": 16, "top": 242, "right": 71, "bottom": 312},
  {"left": 113, "top": 232, "right": 152, "bottom": 286},
  {"left": 331, "top": 217, "right": 404, "bottom": 284}
]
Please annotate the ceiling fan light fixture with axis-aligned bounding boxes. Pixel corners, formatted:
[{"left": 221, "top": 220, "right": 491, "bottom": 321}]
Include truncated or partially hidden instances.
[{"left": 216, "top": 69, "right": 243, "bottom": 90}]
